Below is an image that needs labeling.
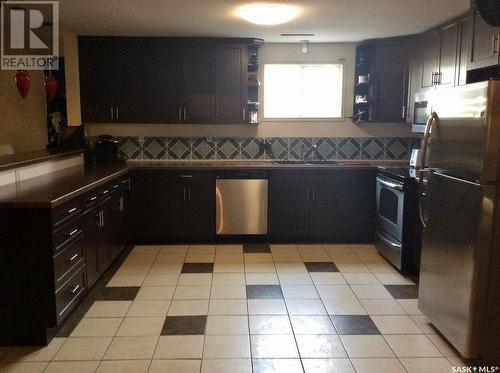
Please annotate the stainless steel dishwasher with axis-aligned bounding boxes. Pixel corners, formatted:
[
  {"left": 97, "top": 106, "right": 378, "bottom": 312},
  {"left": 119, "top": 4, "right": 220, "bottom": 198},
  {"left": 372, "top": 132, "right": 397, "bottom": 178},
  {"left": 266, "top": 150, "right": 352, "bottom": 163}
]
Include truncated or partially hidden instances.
[{"left": 215, "top": 171, "right": 268, "bottom": 236}]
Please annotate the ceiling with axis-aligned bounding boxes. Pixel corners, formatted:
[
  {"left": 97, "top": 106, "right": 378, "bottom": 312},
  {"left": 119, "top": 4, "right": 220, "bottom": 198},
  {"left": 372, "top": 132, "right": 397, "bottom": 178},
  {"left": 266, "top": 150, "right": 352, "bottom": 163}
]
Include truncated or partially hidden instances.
[{"left": 59, "top": 0, "right": 470, "bottom": 42}]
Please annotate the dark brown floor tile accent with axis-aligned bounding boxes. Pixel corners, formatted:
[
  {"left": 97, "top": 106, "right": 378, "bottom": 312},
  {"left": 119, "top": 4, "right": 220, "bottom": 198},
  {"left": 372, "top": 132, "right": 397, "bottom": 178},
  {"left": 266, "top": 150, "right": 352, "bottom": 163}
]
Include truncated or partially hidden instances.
[
  {"left": 95, "top": 287, "right": 141, "bottom": 301},
  {"left": 243, "top": 243, "right": 271, "bottom": 253},
  {"left": 304, "top": 262, "right": 339, "bottom": 272},
  {"left": 246, "top": 285, "right": 283, "bottom": 299},
  {"left": 181, "top": 263, "right": 214, "bottom": 273},
  {"left": 384, "top": 285, "right": 419, "bottom": 299},
  {"left": 161, "top": 316, "right": 207, "bottom": 335},
  {"left": 330, "top": 315, "right": 380, "bottom": 335}
]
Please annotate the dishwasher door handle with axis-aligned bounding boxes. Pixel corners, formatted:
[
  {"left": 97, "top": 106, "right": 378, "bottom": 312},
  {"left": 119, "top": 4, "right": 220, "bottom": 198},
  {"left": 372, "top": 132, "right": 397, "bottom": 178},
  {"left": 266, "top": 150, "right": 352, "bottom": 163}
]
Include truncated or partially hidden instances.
[{"left": 215, "top": 186, "right": 224, "bottom": 234}]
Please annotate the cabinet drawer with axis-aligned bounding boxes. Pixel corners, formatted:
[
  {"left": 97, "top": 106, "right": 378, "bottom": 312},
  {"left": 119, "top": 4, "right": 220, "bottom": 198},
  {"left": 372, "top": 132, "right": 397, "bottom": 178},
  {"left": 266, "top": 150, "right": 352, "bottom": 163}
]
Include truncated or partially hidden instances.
[
  {"left": 53, "top": 216, "right": 83, "bottom": 253},
  {"left": 161, "top": 171, "right": 214, "bottom": 183},
  {"left": 54, "top": 236, "right": 85, "bottom": 290},
  {"left": 53, "top": 198, "right": 82, "bottom": 227},
  {"left": 55, "top": 266, "right": 86, "bottom": 323}
]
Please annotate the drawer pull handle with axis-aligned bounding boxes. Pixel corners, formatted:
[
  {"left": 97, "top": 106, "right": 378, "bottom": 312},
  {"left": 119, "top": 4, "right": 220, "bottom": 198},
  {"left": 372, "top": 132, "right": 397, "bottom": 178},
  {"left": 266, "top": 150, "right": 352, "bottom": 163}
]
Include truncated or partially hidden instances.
[
  {"left": 67, "top": 207, "right": 77, "bottom": 214},
  {"left": 71, "top": 284, "right": 80, "bottom": 294},
  {"left": 101, "top": 190, "right": 109, "bottom": 195},
  {"left": 69, "top": 253, "right": 79, "bottom": 261},
  {"left": 88, "top": 196, "right": 97, "bottom": 202},
  {"left": 68, "top": 229, "right": 78, "bottom": 237},
  {"left": 113, "top": 185, "right": 119, "bottom": 189},
  {"left": 181, "top": 175, "right": 193, "bottom": 178}
]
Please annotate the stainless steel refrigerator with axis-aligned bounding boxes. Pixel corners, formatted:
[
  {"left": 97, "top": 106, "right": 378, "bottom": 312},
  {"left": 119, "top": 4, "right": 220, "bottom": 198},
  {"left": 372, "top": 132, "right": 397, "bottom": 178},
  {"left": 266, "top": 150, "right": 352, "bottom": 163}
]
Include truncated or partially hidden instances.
[{"left": 418, "top": 80, "right": 500, "bottom": 363}]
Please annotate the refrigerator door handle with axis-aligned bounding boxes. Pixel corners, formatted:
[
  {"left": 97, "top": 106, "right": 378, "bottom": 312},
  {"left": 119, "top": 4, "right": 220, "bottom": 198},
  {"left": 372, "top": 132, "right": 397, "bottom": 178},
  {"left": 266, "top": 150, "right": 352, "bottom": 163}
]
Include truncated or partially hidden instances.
[{"left": 418, "top": 112, "right": 439, "bottom": 228}]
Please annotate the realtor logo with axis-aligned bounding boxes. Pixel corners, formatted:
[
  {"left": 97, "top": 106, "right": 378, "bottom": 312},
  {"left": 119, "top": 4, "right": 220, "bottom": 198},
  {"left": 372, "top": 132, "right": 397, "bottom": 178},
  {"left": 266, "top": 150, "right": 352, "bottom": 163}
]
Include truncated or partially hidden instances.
[{"left": 1, "top": 1, "right": 59, "bottom": 70}]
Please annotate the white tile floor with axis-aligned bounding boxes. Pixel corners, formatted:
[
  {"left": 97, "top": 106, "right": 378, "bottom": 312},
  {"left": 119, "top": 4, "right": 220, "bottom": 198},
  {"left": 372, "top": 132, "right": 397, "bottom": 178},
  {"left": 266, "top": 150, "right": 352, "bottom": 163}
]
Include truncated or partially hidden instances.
[{"left": 0, "top": 243, "right": 468, "bottom": 373}]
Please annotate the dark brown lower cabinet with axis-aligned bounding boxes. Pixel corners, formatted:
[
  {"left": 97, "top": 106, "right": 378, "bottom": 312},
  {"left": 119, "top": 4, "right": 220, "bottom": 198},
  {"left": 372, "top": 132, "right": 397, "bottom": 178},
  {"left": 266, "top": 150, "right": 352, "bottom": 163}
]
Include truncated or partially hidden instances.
[
  {"left": 131, "top": 170, "right": 215, "bottom": 244},
  {"left": 83, "top": 205, "right": 99, "bottom": 288},
  {"left": 270, "top": 170, "right": 376, "bottom": 243}
]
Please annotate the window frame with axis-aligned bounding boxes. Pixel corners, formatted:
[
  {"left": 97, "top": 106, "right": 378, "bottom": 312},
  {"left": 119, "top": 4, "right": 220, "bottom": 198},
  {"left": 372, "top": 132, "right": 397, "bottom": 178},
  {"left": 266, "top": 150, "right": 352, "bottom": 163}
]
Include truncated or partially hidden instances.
[{"left": 261, "top": 62, "right": 347, "bottom": 122}]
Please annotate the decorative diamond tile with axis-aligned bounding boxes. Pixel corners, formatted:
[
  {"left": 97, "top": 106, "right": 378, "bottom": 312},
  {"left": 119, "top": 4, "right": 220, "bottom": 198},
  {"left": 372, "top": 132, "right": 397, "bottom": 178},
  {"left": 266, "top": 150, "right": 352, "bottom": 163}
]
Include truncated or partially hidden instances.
[
  {"left": 314, "top": 138, "right": 337, "bottom": 160},
  {"left": 143, "top": 137, "right": 166, "bottom": 160},
  {"left": 192, "top": 138, "right": 215, "bottom": 160},
  {"left": 118, "top": 137, "right": 141, "bottom": 160},
  {"left": 288, "top": 138, "right": 313, "bottom": 160},
  {"left": 337, "top": 138, "right": 361, "bottom": 160},
  {"left": 410, "top": 137, "right": 422, "bottom": 150},
  {"left": 241, "top": 138, "right": 265, "bottom": 160},
  {"left": 167, "top": 138, "right": 192, "bottom": 160},
  {"left": 216, "top": 138, "right": 240, "bottom": 160},
  {"left": 386, "top": 138, "right": 410, "bottom": 160},
  {"left": 361, "top": 138, "right": 385, "bottom": 160},
  {"left": 266, "top": 138, "right": 288, "bottom": 160}
]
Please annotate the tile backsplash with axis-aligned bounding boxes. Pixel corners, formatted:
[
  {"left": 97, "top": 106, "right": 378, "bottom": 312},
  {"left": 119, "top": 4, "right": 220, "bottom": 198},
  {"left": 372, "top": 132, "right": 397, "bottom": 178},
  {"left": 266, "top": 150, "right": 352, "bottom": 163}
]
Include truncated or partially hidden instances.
[{"left": 114, "top": 137, "right": 421, "bottom": 161}]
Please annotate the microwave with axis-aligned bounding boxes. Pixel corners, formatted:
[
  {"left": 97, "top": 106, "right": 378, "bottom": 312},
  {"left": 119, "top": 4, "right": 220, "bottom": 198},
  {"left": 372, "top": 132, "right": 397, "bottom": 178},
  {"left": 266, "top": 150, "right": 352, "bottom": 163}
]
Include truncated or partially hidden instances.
[{"left": 412, "top": 100, "right": 429, "bottom": 133}]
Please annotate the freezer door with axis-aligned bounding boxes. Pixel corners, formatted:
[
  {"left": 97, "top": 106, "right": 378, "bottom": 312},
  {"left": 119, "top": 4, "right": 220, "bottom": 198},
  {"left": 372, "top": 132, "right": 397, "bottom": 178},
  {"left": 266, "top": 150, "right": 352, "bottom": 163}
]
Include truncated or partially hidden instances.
[{"left": 418, "top": 171, "right": 494, "bottom": 358}]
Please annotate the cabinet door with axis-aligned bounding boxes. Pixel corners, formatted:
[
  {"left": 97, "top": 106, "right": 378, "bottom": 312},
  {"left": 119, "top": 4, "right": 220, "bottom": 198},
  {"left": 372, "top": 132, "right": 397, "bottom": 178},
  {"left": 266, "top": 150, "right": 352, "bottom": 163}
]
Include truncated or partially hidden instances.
[
  {"left": 78, "top": 38, "right": 116, "bottom": 122},
  {"left": 113, "top": 38, "right": 148, "bottom": 123},
  {"left": 215, "top": 44, "right": 248, "bottom": 124},
  {"left": 131, "top": 171, "right": 162, "bottom": 243},
  {"left": 420, "top": 30, "right": 440, "bottom": 88},
  {"left": 470, "top": 9, "right": 500, "bottom": 70},
  {"left": 143, "top": 39, "right": 181, "bottom": 123},
  {"left": 457, "top": 15, "right": 473, "bottom": 86},
  {"left": 311, "top": 171, "right": 376, "bottom": 242},
  {"left": 372, "top": 40, "right": 407, "bottom": 122},
  {"left": 438, "top": 22, "right": 459, "bottom": 87},
  {"left": 83, "top": 207, "right": 100, "bottom": 288},
  {"left": 157, "top": 178, "right": 190, "bottom": 242},
  {"left": 269, "top": 172, "right": 311, "bottom": 242},
  {"left": 97, "top": 198, "right": 113, "bottom": 274},
  {"left": 188, "top": 175, "right": 215, "bottom": 242},
  {"left": 181, "top": 44, "right": 216, "bottom": 123}
]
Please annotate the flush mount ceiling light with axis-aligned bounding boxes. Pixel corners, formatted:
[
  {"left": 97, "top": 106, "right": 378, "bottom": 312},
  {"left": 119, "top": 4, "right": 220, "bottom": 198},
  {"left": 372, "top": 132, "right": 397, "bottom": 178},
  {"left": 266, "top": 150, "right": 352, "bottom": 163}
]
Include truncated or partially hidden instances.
[{"left": 238, "top": 3, "right": 300, "bottom": 25}]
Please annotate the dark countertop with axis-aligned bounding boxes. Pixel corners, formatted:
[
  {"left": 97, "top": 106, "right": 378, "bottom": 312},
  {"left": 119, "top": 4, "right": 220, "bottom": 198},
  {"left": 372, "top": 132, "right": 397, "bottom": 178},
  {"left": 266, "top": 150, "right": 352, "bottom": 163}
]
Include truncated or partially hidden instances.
[
  {"left": 0, "top": 149, "right": 85, "bottom": 172},
  {"left": 0, "top": 160, "right": 408, "bottom": 208}
]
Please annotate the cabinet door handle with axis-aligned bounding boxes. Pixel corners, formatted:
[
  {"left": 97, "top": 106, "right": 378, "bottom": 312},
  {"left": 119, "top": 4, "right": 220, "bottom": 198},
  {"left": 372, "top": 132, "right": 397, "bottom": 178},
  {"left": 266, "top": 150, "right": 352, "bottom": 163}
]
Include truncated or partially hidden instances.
[
  {"left": 178, "top": 107, "right": 182, "bottom": 121},
  {"left": 184, "top": 108, "right": 187, "bottom": 121},
  {"left": 71, "top": 284, "right": 80, "bottom": 294},
  {"left": 69, "top": 253, "right": 79, "bottom": 261},
  {"left": 67, "top": 207, "right": 77, "bottom": 215},
  {"left": 243, "top": 108, "right": 246, "bottom": 121},
  {"left": 68, "top": 229, "right": 79, "bottom": 238},
  {"left": 88, "top": 196, "right": 97, "bottom": 202},
  {"left": 188, "top": 188, "right": 191, "bottom": 201},
  {"left": 110, "top": 107, "right": 114, "bottom": 120},
  {"left": 101, "top": 211, "right": 104, "bottom": 227},
  {"left": 180, "top": 174, "right": 193, "bottom": 178},
  {"left": 307, "top": 187, "right": 310, "bottom": 201},
  {"left": 115, "top": 107, "right": 119, "bottom": 120},
  {"left": 311, "top": 187, "right": 315, "bottom": 201},
  {"left": 183, "top": 188, "right": 186, "bottom": 201},
  {"left": 493, "top": 35, "right": 500, "bottom": 55}
]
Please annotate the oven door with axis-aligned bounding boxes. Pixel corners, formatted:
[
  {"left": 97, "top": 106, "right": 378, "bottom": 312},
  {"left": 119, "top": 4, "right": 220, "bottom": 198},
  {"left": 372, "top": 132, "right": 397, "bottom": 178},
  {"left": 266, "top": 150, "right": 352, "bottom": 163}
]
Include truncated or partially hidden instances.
[{"left": 376, "top": 176, "right": 404, "bottom": 242}]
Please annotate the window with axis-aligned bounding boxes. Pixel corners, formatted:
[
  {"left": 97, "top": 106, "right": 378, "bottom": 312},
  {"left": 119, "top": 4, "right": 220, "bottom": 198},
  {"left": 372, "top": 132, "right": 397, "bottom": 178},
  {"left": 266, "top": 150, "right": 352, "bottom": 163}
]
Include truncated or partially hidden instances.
[{"left": 264, "top": 64, "right": 344, "bottom": 119}]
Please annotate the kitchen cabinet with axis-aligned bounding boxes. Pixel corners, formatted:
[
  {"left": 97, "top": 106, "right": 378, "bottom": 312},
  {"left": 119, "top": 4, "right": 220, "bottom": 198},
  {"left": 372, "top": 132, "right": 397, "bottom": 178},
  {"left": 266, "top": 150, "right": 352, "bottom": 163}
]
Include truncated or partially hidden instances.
[
  {"left": 438, "top": 22, "right": 459, "bottom": 87},
  {"left": 458, "top": 15, "right": 473, "bottom": 86},
  {"left": 83, "top": 202, "right": 99, "bottom": 288},
  {"left": 131, "top": 170, "right": 215, "bottom": 243},
  {"left": 470, "top": 8, "right": 500, "bottom": 70},
  {"left": 79, "top": 37, "right": 261, "bottom": 125},
  {"left": 269, "top": 171, "right": 311, "bottom": 241},
  {"left": 181, "top": 44, "right": 216, "bottom": 123},
  {"left": 215, "top": 43, "right": 248, "bottom": 124},
  {"left": 353, "top": 39, "right": 409, "bottom": 123},
  {"left": 419, "top": 30, "right": 440, "bottom": 88},
  {"left": 269, "top": 170, "right": 376, "bottom": 242}
]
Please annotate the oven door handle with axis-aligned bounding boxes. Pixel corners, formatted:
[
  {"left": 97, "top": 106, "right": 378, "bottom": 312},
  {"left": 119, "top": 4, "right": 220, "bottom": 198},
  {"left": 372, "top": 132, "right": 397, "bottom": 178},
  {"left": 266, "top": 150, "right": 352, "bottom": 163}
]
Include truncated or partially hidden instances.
[
  {"left": 376, "top": 177, "right": 403, "bottom": 191},
  {"left": 376, "top": 231, "right": 402, "bottom": 249}
]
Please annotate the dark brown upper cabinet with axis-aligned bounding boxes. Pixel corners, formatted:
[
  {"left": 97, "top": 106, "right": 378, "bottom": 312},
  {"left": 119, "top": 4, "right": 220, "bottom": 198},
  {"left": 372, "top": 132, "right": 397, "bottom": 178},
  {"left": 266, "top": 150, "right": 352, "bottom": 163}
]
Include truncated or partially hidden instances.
[
  {"left": 420, "top": 29, "right": 441, "bottom": 88},
  {"left": 215, "top": 43, "right": 248, "bottom": 124},
  {"left": 438, "top": 22, "right": 460, "bottom": 87},
  {"left": 78, "top": 37, "right": 261, "bottom": 125},
  {"left": 457, "top": 14, "right": 473, "bottom": 86},
  {"left": 353, "top": 39, "right": 409, "bottom": 123},
  {"left": 181, "top": 44, "right": 216, "bottom": 123},
  {"left": 470, "top": 8, "right": 500, "bottom": 70}
]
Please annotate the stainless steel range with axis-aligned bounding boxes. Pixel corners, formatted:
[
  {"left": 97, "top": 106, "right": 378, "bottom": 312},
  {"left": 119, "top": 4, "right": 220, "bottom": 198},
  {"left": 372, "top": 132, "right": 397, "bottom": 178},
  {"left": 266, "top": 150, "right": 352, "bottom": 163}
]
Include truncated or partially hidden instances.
[{"left": 375, "top": 166, "right": 420, "bottom": 275}]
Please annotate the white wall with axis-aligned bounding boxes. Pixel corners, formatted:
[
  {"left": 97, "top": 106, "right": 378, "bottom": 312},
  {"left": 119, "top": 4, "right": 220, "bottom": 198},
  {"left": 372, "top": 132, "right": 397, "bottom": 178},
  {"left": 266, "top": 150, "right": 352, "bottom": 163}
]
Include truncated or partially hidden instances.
[
  {"left": 85, "top": 42, "right": 414, "bottom": 139},
  {"left": 63, "top": 31, "right": 82, "bottom": 126}
]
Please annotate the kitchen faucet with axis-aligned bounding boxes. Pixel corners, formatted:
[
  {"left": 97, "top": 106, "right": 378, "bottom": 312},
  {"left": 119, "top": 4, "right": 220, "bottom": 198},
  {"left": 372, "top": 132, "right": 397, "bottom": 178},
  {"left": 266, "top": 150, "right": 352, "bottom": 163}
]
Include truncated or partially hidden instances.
[{"left": 302, "top": 143, "right": 323, "bottom": 161}]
